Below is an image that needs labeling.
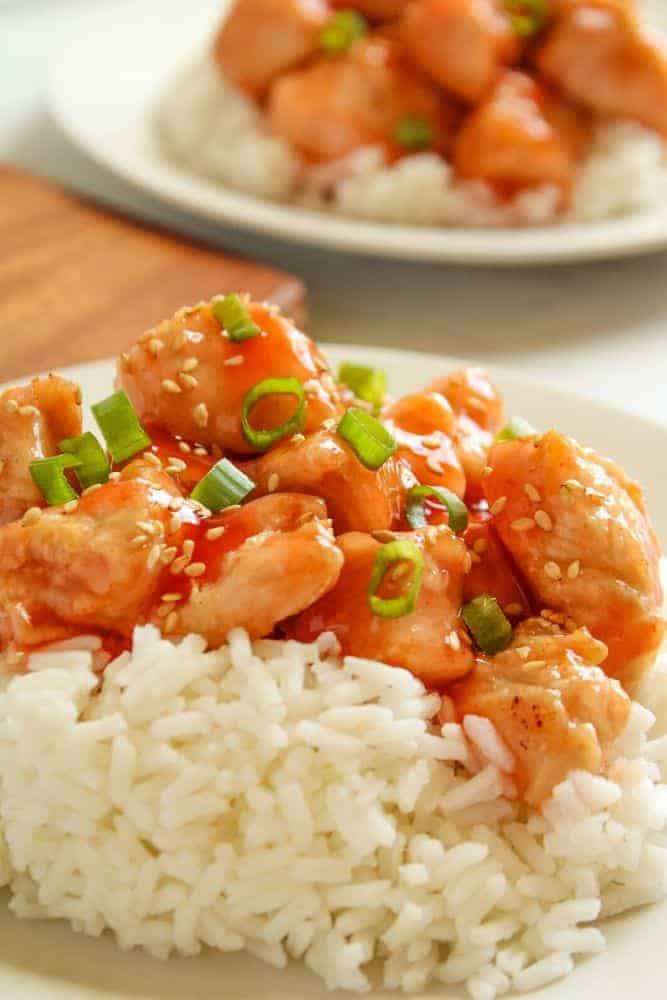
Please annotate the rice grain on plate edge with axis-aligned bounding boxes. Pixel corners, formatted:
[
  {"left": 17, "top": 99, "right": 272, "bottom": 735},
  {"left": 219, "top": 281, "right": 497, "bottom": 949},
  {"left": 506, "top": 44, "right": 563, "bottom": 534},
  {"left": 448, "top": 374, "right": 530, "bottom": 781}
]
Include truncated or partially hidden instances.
[{"left": 0, "top": 626, "right": 665, "bottom": 997}]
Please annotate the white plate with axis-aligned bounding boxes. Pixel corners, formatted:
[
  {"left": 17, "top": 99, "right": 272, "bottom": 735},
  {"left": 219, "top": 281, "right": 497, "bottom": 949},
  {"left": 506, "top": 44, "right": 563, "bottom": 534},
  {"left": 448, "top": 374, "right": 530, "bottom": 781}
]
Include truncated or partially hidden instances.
[
  {"left": 48, "top": 0, "right": 667, "bottom": 266},
  {"left": 0, "top": 345, "right": 665, "bottom": 997}
]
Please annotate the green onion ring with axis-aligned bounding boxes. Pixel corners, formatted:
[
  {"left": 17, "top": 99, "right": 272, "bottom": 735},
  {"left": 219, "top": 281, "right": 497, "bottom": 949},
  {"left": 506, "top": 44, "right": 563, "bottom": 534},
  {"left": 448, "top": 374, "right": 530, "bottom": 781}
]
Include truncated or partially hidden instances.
[
  {"left": 462, "top": 594, "right": 513, "bottom": 655},
  {"left": 212, "top": 294, "right": 261, "bottom": 343},
  {"left": 92, "top": 390, "right": 151, "bottom": 464},
  {"left": 59, "top": 431, "right": 110, "bottom": 489},
  {"left": 190, "top": 459, "right": 255, "bottom": 513},
  {"left": 337, "top": 408, "right": 397, "bottom": 470},
  {"left": 406, "top": 485, "right": 469, "bottom": 533},
  {"left": 338, "top": 363, "right": 387, "bottom": 415},
  {"left": 320, "top": 10, "right": 367, "bottom": 54},
  {"left": 241, "top": 377, "right": 307, "bottom": 452},
  {"left": 368, "top": 539, "right": 425, "bottom": 619},
  {"left": 29, "top": 454, "right": 81, "bottom": 506},
  {"left": 496, "top": 416, "right": 537, "bottom": 442}
]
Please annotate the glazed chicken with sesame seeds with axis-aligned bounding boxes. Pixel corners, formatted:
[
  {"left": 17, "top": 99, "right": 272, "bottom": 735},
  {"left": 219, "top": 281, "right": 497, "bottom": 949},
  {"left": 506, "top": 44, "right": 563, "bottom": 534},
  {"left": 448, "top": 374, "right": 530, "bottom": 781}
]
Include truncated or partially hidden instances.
[
  {"left": 0, "top": 376, "right": 82, "bottom": 527},
  {"left": 118, "top": 297, "right": 343, "bottom": 456},
  {"left": 448, "top": 617, "right": 632, "bottom": 806},
  {"left": 0, "top": 297, "right": 664, "bottom": 811},
  {"left": 484, "top": 429, "right": 665, "bottom": 688}
]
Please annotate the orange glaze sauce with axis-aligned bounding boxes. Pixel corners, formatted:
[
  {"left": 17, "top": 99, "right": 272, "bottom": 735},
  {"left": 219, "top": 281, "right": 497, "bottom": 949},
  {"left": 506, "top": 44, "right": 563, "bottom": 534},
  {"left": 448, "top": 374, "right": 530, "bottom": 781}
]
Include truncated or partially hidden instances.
[
  {"left": 143, "top": 422, "right": 217, "bottom": 492},
  {"left": 463, "top": 507, "right": 531, "bottom": 619}
]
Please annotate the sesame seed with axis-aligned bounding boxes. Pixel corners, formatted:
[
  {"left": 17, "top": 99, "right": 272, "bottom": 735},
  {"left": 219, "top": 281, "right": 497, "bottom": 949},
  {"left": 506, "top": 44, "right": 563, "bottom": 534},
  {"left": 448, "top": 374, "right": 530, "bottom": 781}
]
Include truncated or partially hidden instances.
[
  {"left": 178, "top": 441, "right": 191, "bottom": 454},
  {"left": 185, "top": 562, "right": 206, "bottom": 578},
  {"left": 511, "top": 517, "right": 535, "bottom": 532},
  {"left": 5, "top": 399, "right": 18, "bottom": 414},
  {"left": 63, "top": 499, "right": 78, "bottom": 514},
  {"left": 130, "top": 535, "right": 148, "bottom": 549},
  {"left": 490, "top": 496, "right": 507, "bottom": 516},
  {"left": 544, "top": 561, "right": 562, "bottom": 580},
  {"left": 170, "top": 556, "right": 188, "bottom": 575},
  {"left": 22, "top": 507, "right": 42, "bottom": 526},
  {"left": 421, "top": 432, "right": 442, "bottom": 449},
  {"left": 206, "top": 526, "right": 225, "bottom": 541},
  {"left": 147, "top": 545, "right": 162, "bottom": 570},
  {"left": 18, "top": 405, "right": 39, "bottom": 417},
  {"left": 525, "top": 660, "right": 547, "bottom": 669},
  {"left": 161, "top": 546, "right": 178, "bottom": 565},
  {"left": 463, "top": 551, "right": 473, "bottom": 574},
  {"left": 524, "top": 483, "right": 541, "bottom": 502},
  {"left": 148, "top": 338, "right": 164, "bottom": 357},
  {"left": 482, "top": 466, "right": 493, "bottom": 478},
  {"left": 136, "top": 520, "right": 158, "bottom": 535},
  {"left": 322, "top": 418, "right": 336, "bottom": 432},
  {"left": 504, "top": 603, "right": 523, "bottom": 616},
  {"left": 161, "top": 592, "right": 182, "bottom": 603},
  {"left": 563, "top": 478, "right": 584, "bottom": 491},
  {"left": 142, "top": 451, "right": 162, "bottom": 467},
  {"left": 164, "top": 612, "right": 178, "bottom": 633},
  {"left": 448, "top": 631, "right": 461, "bottom": 651},
  {"left": 534, "top": 510, "right": 553, "bottom": 532},
  {"left": 182, "top": 539, "right": 195, "bottom": 558},
  {"left": 193, "top": 447, "right": 208, "bottom": 457},
  {"left": 178, "top": 372, "right": 199, "bottom": 390},
  {"left": 302, "top": 379, "right": 320, "bottom": 393},
  {"left": 182, "top": 357, "right": 199, "bottom": 372},
  {"left": 168, "top": 515, "right": 182, "bottom": 535},
  {"left": 223, "top": 355, "right": 244, "bottom": 367},
  {"left": 515, "top": 646, "right": 530, "bottom": 660},
  {"left": 426, "top": 454, "right": 444, "bottom": 475},
  {"left": 567, "top": 560, "right": 581, "bottom": 579},
  {"left": 372, "top": 530, "right": 397, "bottom": 543},
  {"left": 291, "top": 433, "right": 305, "bottom": 444},
  {"left": 267, "top": 473, "right": 280, "bottom": 493},
  {"left": 473, "top": 538, "right": 488, "bottom": 555},
  {"left": 81, "top": 483, "right": 103, "bottom": 497},
  {"left": 193, "top": 403, "right": 209, "bottom": 428},
  {"left": 109, "top": 471, "right": 121, "bottom": 482},
  {"left": 161, "top": 379, "right": 182, "bottom": 395}
]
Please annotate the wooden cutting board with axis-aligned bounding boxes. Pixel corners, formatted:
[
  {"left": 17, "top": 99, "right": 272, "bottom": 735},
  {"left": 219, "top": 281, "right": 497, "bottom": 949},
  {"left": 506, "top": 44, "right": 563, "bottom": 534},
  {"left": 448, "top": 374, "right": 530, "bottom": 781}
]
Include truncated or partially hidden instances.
[{"left": 0, "top": 168, "right": 306, "bottom": 382}]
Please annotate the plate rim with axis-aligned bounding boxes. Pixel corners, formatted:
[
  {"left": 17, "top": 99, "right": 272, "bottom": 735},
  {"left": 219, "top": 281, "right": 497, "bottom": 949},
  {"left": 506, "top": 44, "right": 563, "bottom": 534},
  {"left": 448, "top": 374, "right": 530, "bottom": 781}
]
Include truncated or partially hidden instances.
[{"left": 46, "top": 0, "right": 667, "bottom": 267}]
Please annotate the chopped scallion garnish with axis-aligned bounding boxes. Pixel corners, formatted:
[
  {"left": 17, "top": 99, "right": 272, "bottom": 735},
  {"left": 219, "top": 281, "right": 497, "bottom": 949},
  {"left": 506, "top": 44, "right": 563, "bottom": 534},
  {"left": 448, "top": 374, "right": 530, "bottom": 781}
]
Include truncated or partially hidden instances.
[
  {"left": 320, "top": 10, "right": 367, "bottom": 54},
  {"left": 337, "top": 408, "right": 396, "bottom": 470},
  {"left": 241, "top": 377, "right": 307, "bottom": 452},
  {"left": 406, "top": 485, "right": 469, "bottom": 533},
  {"left": 368, "top": 539, "right": 425, "bottom": 619},
  {"left": 29, "top": 454, "right": 81, "bottom": 506},
  {"left": 496, "top": 416, "right": 537, "bottom": 442},
  {"left": 338, "top": 363, "right": 387, "bottom": 415},
  {"left": 503, "top": 0, "right": 549, "bottom": 37},
  {"left": 59, "top": 431, "right": 110, "bottom": 489},
  {"left": 92, "top": 390, "right": 151, "bottom": 464},
  {"left": 212, "top": 294, "right": 261, "bottom": 343},
  {"left": 395, "top": 116, "right": 433, "bottom": 151},
  {"left": 190, "top": 459, "right": 255, "bottom": 513},
  {"left": 462, "top": 595, "right": 513, "bottom": 656}
]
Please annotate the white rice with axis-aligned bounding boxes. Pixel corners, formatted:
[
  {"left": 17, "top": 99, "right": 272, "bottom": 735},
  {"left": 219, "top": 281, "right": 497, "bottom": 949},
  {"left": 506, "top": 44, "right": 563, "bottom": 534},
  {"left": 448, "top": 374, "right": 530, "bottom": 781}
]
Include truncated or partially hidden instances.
[
  {"left": 0, "top": 625, "right": 665, "bottom": 995},
  {"left": 155, "top": 54, "right": 667, "bottom": 228}
]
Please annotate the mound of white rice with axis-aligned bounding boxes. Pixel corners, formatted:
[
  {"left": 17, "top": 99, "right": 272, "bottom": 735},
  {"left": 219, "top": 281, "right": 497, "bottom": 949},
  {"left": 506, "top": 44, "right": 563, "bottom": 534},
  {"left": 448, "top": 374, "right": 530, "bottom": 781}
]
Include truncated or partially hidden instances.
[
  {"left": 0, "top": 626, "right": 665, "bottom": 996},
  {"left": 155, "top": 55, "right": 667, "bottom": 228}
]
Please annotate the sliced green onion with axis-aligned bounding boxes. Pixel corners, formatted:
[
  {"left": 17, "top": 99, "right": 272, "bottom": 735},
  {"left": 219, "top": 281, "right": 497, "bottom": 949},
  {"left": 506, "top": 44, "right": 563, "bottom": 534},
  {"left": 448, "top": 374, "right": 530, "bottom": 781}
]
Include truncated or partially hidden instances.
[
  {"left": 395, "top": 116, "right": 433, "bottom": 151},
  {"left": 496, "top": 416, "right": 537, "bottom": 442},
  {"left": 320, "top": 10, "right": 367, "bottom": 54},
  {"left": 368, "top": 539, "right": 425, "bottom": 619},
  {"left": 212, "top": 294, "right": 261, "bottom": 343},
  {"left": 503, "top": 0, "right": 549, "bottom": 37},
  {"left": 59, "top": 432, "right": 110, "bottom": 489},
  {"left": 241, "top": 377, "right": 307, "bottom": 452},
  {"left": 29, "top": 454, "right": 81, "bottom": 506},
  {"left": 406, "top": 485, "right": 469, "bottom": 533},
  {"left": 338, "top": 363, "right": 387, "bottom": 415},
  {"left": 462, "top": 595, "right": 513, "bottom": 656},
  {"left": 190, "top": 458, "right": 255, "bottom": 513},
  {"left": 337, "top": 408, "right": 396, "bottom": 470},
  {"left": 92, "top": 390, "right": 151, "bottom": 464}
]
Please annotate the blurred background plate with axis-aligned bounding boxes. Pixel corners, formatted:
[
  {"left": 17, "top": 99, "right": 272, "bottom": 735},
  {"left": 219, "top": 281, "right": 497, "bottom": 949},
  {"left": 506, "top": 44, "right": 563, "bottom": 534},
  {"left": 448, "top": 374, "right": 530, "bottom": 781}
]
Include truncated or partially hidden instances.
[{"left": 48, "top": 0, "right": 667, "bottom": 266}]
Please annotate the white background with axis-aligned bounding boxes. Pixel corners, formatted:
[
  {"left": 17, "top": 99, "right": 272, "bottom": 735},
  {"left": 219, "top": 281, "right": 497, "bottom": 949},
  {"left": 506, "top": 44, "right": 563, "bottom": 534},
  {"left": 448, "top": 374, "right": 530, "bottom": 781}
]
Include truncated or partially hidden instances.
[{"left": 1, "top": 0, "right": 666, "bottom": 425}]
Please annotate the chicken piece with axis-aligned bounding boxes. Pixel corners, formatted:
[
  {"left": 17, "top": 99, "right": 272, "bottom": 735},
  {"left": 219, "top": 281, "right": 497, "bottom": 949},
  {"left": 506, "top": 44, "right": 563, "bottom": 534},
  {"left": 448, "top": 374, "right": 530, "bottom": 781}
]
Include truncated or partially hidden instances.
[
  {"left": 449, "top": 618, "right": 631, "bottom": 806},
  {"left": 536, "top": 0, "right": 667, "bottom": 136},
  {"left": 0, "top": 376, "right": 82, "bottom": 526},
  {"left": 212, "top": 0, "right": 331, "bottom": 99},
  {"left": 241, "top": 428, "right": 416, "bottom": 533},
  {"left": 287, "top": 526, "right": 475, "bottom": 685},
  {"left": 453, "top": 70, "right": 590, "bottom": 199},
  {"left": 119, "top": 298, "right": 342, "bottom": 456},
  {"left": 332, "top": 0, "right": 406, "bottom": 19},
  {"left": 0, "top": 457, "right": 342, "bottom": 653},
  {"left": 483, "top": 430, "right": 665, "bottom": 688},
  {"left": 382, "top": 392, "right": 466, "bottom": 498},
  {"left": 267, "top": 34, "right": 458, "bottom": 162},
  {"left": 402, "top": 0, "right": 521, "bottom": 103},
  {"left": 427, "top": 367, "right": 504, "bottom": 503},
  {"left": 463, "top": 507, "right": 530, "bottom": 617},
  {"left": 167, "top": 494, "right": 342, "bottom": 644}
]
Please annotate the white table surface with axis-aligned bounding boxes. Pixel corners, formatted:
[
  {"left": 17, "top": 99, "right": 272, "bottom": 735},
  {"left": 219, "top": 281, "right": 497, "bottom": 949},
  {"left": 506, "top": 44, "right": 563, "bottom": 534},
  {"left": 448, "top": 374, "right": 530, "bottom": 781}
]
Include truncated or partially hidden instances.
[{"left": 2, "top": 0, "right": 666, "bottom": 426}]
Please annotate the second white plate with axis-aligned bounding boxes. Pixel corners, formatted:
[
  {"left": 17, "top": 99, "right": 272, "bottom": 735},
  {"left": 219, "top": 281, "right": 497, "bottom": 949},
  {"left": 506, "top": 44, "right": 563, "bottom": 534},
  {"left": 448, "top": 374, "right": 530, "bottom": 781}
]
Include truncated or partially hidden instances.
[{"left": 48, "top": 0, "right": 667, "bottom": 266}]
